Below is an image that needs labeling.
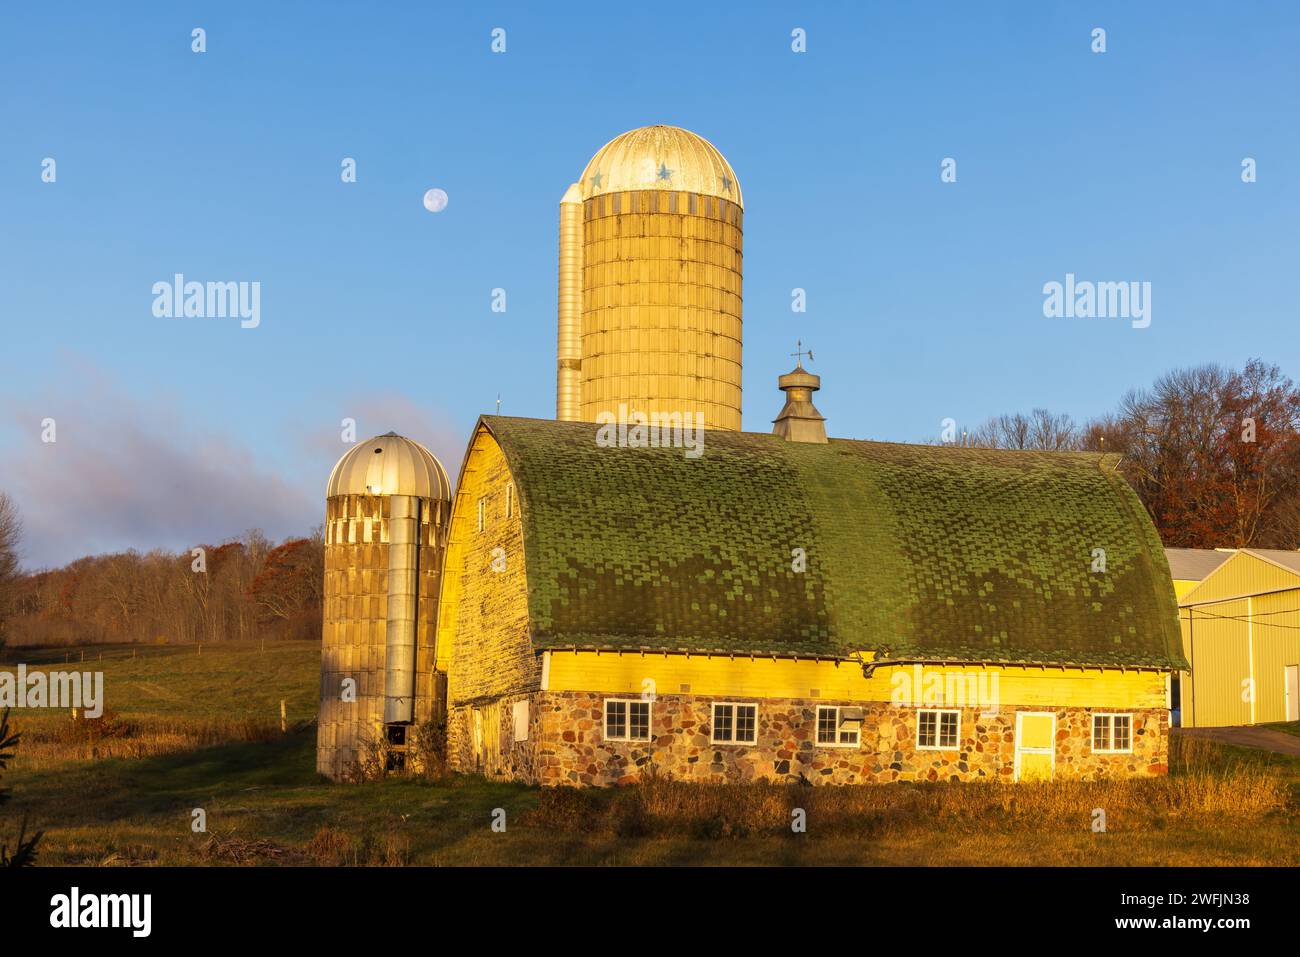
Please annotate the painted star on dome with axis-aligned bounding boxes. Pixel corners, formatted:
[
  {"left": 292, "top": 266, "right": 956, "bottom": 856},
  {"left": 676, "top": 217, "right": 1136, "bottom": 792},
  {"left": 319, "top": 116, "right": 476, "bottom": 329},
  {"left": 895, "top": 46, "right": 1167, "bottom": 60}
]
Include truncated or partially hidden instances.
[
  {"left": 588, "top": 170, "right": 603, "bottom": 189},
  {"left": 656, "top": 162, "right": 673, "bottom": 181}
]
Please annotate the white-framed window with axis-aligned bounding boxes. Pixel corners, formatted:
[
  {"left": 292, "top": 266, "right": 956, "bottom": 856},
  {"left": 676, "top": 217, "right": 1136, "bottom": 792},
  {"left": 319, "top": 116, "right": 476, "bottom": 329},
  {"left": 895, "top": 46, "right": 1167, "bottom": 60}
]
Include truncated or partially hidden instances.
[
  {"left": 1092, "top": 713, "right": 1133, "bottom": 753},
  {"left": 711, "top": 702, "right": 758, "bottom": 744},
  {"left": 917, "top": 709, "right": 960, "bottom": 750},
  {"left": 604, "top": 698, "right": 651, "bottom": 742},
  {"left": 815, "top": 705, "right": 859, "bottom": 747},
  {"left": 506, "top": 483, "right": 514, "bottom": 518},
  {"left": 476, "top": 496, "right": 485, "bottom": 532}
]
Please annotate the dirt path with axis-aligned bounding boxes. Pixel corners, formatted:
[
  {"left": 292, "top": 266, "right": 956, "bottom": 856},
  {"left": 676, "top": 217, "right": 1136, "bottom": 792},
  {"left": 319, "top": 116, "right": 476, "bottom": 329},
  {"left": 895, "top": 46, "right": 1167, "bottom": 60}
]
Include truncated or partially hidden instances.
[{"left": 1176, "top": 726, "right": 1300, "bottom": 756}]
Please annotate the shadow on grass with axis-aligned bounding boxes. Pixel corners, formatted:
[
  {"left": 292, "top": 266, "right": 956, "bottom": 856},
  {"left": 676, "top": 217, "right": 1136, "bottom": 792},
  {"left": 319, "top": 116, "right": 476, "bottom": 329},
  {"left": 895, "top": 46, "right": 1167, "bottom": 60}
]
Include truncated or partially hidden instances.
[
  {"left": 9, "top": 726, "right": 1300, "bottom": 866},
  {"left": 8, "top": 728, "right": 555, "bottom": 864}
]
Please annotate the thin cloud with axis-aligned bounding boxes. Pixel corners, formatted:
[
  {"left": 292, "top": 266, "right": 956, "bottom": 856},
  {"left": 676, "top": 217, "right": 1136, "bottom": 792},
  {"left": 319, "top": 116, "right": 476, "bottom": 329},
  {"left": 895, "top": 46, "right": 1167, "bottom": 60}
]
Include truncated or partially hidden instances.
[
  {"left": 1, "top": 369, "right": 469, "bottom": 570},
  {"left": 297, "top": 391, "right": 466, "bottom": 480},
  {"left": 3, "top": 365, "right": 314, "bottom": 569}
]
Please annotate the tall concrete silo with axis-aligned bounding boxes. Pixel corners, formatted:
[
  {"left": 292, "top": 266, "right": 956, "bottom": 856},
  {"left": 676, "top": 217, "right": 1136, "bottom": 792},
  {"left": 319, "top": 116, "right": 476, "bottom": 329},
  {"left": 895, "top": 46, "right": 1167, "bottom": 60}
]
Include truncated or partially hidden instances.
[
  {"left": 317, "top": 432, "right": 451, "bottom": 780},
  {"left": 556, "top": 125, "right": 744, "bottom": 431}
]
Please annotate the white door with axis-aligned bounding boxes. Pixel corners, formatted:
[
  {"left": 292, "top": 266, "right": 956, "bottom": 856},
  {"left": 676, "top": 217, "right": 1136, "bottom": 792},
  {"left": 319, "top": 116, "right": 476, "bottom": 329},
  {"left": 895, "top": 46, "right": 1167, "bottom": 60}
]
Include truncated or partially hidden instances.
[
  {"left": 1014, "top": 712, "right": 1056, "bottom": 782},
  {"left": 1286, "top": 665, "right": 1299, "bottom": 722}
]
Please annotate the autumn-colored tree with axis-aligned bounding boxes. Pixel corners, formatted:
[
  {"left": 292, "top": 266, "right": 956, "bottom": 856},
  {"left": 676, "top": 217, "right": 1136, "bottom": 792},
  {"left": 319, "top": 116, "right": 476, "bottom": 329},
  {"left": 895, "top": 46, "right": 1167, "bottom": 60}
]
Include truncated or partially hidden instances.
[
  {"left": 958, "top": 360, "right": 1300, "bottom": 549},
  {"left": 246, "top": 530, "right": 324, "bottom": 641},
  {"left": 1219, "top": 359, "right": 1300, "bottom": 547},
  {"left": 1088, "top": 360, "right": 1300, "bottom": 548},
  {"left": 3, "top": 530, "right": 323, "bottom": 649}
]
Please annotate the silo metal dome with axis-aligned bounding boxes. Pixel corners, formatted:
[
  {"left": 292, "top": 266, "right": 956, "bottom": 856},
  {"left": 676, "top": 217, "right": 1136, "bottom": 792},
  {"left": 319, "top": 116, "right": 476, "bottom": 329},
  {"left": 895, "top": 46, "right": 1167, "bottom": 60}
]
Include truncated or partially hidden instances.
[
  {"left": 326, "top": 432, "right": 451, "bottom": 501},
  {"left": 578, "top": 125, "right": 743, "bottom": 207}
]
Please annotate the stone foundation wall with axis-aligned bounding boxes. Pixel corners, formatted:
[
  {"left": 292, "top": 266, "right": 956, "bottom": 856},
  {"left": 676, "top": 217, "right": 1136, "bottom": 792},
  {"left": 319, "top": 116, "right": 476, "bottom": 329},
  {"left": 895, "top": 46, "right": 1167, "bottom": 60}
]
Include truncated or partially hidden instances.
[
  {"left": 453, "top": 691, "right": 1167, "bottom": 787},
  {"left": 447, "top": 692, "right": 542, "bottom": 781}
]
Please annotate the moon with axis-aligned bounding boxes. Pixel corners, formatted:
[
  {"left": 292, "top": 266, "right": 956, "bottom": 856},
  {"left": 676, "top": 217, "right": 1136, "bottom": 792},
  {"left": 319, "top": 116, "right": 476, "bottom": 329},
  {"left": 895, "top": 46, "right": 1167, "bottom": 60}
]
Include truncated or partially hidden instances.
[{"left": 423, "top": 188, "right": 448, "bottom": 213}]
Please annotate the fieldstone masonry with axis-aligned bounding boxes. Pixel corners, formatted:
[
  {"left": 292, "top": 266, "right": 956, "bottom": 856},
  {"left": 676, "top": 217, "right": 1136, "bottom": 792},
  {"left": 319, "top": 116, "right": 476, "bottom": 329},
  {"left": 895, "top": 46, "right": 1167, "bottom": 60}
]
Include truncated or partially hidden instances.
[{"left": 450, "top": 691, "right": 1169, "bottom": 787}]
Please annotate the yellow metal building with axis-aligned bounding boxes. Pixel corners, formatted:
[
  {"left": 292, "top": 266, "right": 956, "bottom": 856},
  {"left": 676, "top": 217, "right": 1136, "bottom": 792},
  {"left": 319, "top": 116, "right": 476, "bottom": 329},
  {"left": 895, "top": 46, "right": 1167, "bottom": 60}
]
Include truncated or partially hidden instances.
[
  {"left": 1164, "top": 547, "right": 1234, "bottom": 601},
  {"left": 1176, "top": 548, "right": 1300, "bottom": 728}
]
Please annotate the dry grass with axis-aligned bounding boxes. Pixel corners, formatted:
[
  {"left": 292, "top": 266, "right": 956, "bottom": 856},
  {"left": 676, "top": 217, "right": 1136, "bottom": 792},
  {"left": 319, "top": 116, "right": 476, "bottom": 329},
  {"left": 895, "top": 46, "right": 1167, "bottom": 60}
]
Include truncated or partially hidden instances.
[
  {"left": 525, "top": 736, "right": 1292, "bottom": 841},
  {"left": 7, "top": 641, "right": 1297, "bottom": 866},
  {"left": 14, "top": 713, "right": 289, "bottom": 768},
  {"left": 304, "top": 825, "right": 412, "bottom": 866},
  {"left": 11, "top": 724, "right": 1298, "bottom": 866},
  {"left": 200, "top": 833, "right": 301, "bottom": 866}
]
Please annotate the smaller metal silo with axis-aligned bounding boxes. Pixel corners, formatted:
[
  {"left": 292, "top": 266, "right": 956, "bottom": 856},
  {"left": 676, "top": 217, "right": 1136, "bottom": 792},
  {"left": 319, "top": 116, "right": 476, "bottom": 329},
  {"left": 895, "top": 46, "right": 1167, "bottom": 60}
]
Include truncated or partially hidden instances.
[{"left": 318, "top": 433, "right": 452, "bottom": 780}]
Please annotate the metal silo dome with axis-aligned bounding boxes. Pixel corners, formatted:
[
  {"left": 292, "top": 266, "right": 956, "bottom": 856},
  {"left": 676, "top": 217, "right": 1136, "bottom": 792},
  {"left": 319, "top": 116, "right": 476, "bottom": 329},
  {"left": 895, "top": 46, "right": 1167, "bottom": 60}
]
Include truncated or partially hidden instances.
[
  {"left": 578, "top": 125, "right": 743, "bottom": 207},
  {"left": 326, "top": 432, "right": 451, "bottom": 501}
]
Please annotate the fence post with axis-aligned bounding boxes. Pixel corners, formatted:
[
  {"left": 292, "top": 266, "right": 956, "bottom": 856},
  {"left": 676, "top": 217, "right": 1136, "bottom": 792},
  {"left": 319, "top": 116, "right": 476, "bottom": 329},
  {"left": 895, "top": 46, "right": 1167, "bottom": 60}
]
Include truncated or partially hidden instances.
[{"left": 280, "top": 699, "right": 287, "bottom": 734}]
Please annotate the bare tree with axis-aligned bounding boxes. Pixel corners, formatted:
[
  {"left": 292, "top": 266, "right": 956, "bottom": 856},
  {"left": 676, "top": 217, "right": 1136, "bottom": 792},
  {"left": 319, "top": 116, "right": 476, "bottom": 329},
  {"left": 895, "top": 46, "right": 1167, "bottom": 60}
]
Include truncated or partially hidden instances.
[
  {"left": 969, "top": 409, "right": 1080, "bottom": 451},
  {"left": 0, "top": 493, "right": 21, "bottom": 648}
]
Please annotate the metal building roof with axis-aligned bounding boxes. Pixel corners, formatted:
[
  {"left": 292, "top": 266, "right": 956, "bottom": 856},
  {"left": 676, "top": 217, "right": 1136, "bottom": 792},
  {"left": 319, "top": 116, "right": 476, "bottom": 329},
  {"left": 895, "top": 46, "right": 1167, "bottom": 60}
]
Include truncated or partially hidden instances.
[{"left": 1164, "top": 548, "right": 1235, "bottom": 582}]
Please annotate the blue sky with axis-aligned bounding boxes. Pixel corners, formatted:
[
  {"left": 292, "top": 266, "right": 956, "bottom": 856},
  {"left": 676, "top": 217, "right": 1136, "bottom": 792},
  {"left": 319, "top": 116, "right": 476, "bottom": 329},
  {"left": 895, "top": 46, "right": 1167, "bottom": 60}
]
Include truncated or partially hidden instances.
[{"left": 2, "top": 1, "right": 1298, "bottom": 567}]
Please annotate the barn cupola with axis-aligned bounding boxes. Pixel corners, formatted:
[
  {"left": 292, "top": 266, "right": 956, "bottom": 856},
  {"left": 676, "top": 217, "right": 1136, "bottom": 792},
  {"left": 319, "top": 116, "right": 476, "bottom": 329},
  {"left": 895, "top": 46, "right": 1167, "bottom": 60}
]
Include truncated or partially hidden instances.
[{"left": 772, "top": 342, "right": 827, "bottom": 443}]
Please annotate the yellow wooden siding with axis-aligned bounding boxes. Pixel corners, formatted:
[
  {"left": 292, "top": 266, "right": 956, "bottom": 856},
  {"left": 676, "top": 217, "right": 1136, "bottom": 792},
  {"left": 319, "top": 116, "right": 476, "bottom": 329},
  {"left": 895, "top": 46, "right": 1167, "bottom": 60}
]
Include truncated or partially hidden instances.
[
  {"left": 470, "top": 700, "right": 505, "bottom": 774},
  {"left": 435, "top": 427, "right": 540, "bottom": 704},
  {"left": 545, "top": 650, "right": 1168, "bottom": 709},
  {"left": 1172, "top": 579, "right": 1200, "bottom": 600}
]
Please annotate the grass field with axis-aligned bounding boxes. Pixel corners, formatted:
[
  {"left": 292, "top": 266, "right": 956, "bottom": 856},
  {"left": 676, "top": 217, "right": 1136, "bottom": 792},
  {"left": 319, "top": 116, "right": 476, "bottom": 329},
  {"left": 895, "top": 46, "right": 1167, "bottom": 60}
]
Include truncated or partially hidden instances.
[
  {"left": 3, "top": 640, "right": 320, "bottom": 768},
  {"left": 2, "top": 641, "right": 1298, "bottom": 866},
  {"left": 1262, "top": 721, "right": 1300, "bottom": 739}
]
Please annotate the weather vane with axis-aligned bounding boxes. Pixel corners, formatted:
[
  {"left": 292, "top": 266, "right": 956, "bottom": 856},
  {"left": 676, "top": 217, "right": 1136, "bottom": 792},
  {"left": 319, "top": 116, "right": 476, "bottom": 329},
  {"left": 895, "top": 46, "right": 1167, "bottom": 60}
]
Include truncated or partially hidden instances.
[{"left": 791, "top": 339, "right": 814, "bottom": 367}]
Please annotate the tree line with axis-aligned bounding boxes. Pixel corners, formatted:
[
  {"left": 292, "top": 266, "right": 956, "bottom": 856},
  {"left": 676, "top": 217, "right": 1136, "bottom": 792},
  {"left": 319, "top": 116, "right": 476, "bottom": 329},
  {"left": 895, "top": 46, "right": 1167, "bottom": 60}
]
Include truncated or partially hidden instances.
[{"left": 0, "top": 508, "right": 322, "bottom": 649}]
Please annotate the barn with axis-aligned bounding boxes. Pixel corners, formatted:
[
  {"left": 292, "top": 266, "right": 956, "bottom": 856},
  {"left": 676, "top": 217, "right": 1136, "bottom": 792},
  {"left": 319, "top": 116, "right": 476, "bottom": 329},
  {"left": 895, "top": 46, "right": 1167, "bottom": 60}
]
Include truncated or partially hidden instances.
[
  {"left": 316, "top": 122, "right": 1189, "bottom": 785},
  {"left": 432, "top": 398, "right": 1186, "bottom": 786}
]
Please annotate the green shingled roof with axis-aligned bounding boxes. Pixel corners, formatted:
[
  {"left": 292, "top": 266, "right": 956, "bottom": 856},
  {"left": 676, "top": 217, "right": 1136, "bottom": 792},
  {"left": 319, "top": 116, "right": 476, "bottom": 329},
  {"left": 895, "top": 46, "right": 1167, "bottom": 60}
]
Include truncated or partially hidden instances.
[{"left": 481, "top": 416, "right": 1186, "bottom": 670}]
